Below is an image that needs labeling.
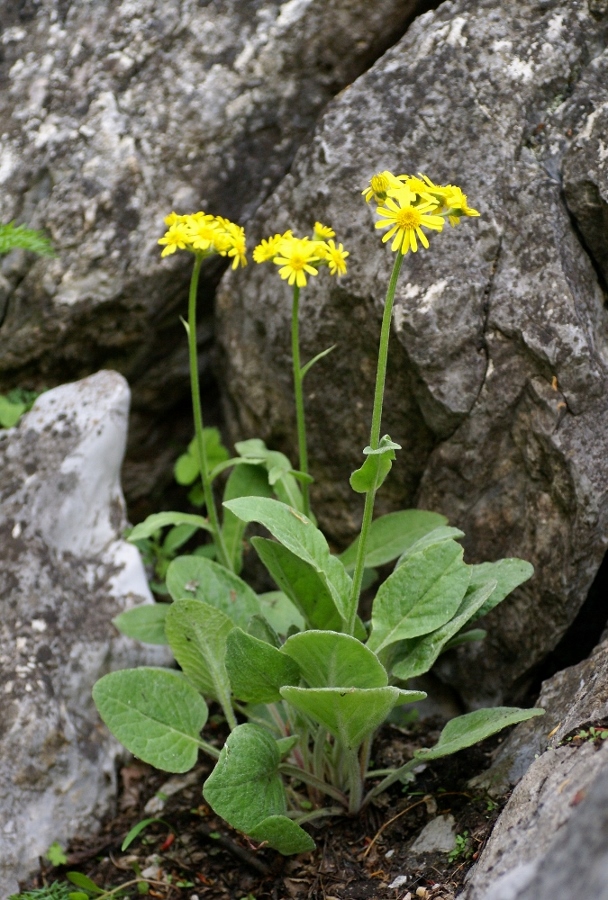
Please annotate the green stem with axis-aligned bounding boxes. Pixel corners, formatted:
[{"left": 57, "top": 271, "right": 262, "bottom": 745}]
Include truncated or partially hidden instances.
[
  {"left": 345, "top": 748, "right": 364, "bottom": 814},
  {"left": 347, "top": 251, "right": 404, "bottom": 631},
  {"left": 279, "top": 763, "right": 348, "bottom": 806},
  {"left": 187, "top": 254, "right": 231, "bottom": 570},
  {"left": 360, "top": 757, "right": 418, "bottom": 809},
  {"left": 288, "top": 806, "right": 345, "bottom": 825},
  {"left": 291, "top": 284, "right": 310, "bottom": 516},
  {"left": 196, "top": 738, "right": 221, "bottom": 760}
]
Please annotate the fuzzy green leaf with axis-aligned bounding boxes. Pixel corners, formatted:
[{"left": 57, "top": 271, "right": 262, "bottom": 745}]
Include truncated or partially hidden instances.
[
  {"left": 92, "top": 668, "right": 208, "bottom": 772},
  {"left": 395, "top": 526, "right": 465, "bottom": 564},
  {"left": 367, "top": 540, "right": 471, "bottom": 653},
  {"left": 128, "top": 512, "right": 212, "bottom": 542},
  {"left": 112, "top": 604, "right": 170, "bottom": 645},
  {"left": 339, "top": 509, "right": 449, "bottom": 571},
  {"left": 280, "top": 686, "right": 425, "bottom": 750},
  {"left": 415, "top": 706, "right": 545, "bottom": 761},
  {"left": 165, "top": 556, "right": 260, "bottom": 628},
  {"left": 248, "top": 815, "right": 315, "bottom": 854},
  {"left": 202, "top": 724, "right": 286, "bottom": 833},
  {"left": 224, "top": 497, "right": 353, "bottom": 626},
  {"left": 222, "top": 462, "right": 273, "bottom": 573},
  {"left": 257, "top": 591, "right": 305, "bottom": 635},
  {"left": 226, "top": 628, "right": 301, "bottom": 703},
  {"left": 0, "top": 395, "right": 27, "bottom": 428},
  {"left": 349, "top": 435, "right": 401, "bottom": 494},
  {"left": 165, "top": 599, "right": 233, "bottom": 703},
  {"left": 282, "top": 631, "right": 388, "bottom": 689},
  {"left": 467, "top": 558, "right": 534, "bottom": 621}
]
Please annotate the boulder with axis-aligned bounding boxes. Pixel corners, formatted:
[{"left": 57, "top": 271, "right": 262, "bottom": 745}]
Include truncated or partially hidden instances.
[
  {"left": 217, "top": 0, "right": 608, "bottom": 704},
  {"left": 0, "top": 371, "right": 168, "bottom": 896},
  {"left": 0, "top": 0, "right": 426, "bottom": 513}
]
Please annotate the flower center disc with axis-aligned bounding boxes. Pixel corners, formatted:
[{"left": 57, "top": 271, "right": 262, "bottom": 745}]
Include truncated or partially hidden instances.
[{"left": 396, "top": 208, "right": 421, "bottom": 229}]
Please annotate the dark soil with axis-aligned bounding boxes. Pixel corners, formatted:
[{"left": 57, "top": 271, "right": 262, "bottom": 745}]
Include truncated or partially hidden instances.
[{"left": 20, "top": 716, "right": 509, "bottom": 900}]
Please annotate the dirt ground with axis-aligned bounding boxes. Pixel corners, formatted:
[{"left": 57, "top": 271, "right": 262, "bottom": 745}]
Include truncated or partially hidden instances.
[{"left": 20, "top": 716, "right": 508, "bottom": 900}]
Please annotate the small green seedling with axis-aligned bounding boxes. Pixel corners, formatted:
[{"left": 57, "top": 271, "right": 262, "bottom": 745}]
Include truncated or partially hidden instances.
[
  {"left": 448, "top": 831, "right": 473, "bottom": 863},
  {"left": 44, "top": 842, "right": 68, "bottom": 867}
]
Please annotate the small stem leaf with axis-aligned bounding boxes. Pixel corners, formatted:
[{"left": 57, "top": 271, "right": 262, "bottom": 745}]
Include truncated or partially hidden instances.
[
  {"left": 467, "top": 558, "right": 535, "bottom": 621},
  {"left": 224, "top": 497, "right": 353, "bottom": 626},
  {"left": 251, "top": 537, "right": 343, "bottom": 631},
  {"left": 92, "top": 668, "right": 208, "bottom": 773},
  {"left": 388, "top": 579, "right": 496, "bottom": 681},
  {"left": 349, "top": 435, "right": 401, "bottom": 494},
  {"left": 66, "top": 873, "right": 105, "bottom": 894},
  {"left": 280, "top": 686, "right": 423, "bottom": 751},
  {"left": 282, "top": 631, "right": 388, "bottom": 688},
  {"left": 339, "top": 509, "right": 449, "bottom": 571},
  {"left": 415, "top": 707, "right": 545, "bottom": 762},
  {"left": 225, "top": 628, "right": 301, "bottom": 703},
  {"left": 128, "top": 512, "right": 211, "bottom": 543},
  {"left": 165, "top": 556, "right": 260, "bottom": 628},
  {"left": 202, "top": 724, "right": 287, "bottom": 833},
  {"left": 394, "top": 526, "right": 466, "bottom": 565},
  {"left": 165, "top": 599, "right": 234, "bottom": 706},
  {"left": 367, "top": 540, "right": 471, "bottom": 653},
  {"left": 248, "top": 815, "right": 315, "bottom": 854},
  {"left": 300, "top": 344, "right": 336, "bottom": 380},
  {"left": 112, "top": 604, "right": 170, "bottom": 645}
]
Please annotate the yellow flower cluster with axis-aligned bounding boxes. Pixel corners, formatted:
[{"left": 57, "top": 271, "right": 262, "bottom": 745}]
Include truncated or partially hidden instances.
[
  {"left": 253, "top": 222, "right": 349, "bottom": 288},
  {"left": 362, "top": 170, "right": 479, "bottom": 254},
  {"left": 158, "top": 212, "right": 247, "bottom": 268}
]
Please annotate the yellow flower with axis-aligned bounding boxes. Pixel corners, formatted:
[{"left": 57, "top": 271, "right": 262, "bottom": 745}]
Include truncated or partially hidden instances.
[
  {"left": 362, "top": 170, "right": 406, "bottom": 204},
  {"left": 225, "top": 222, "right": 247, "bottom": 269},
  {"left": 274, "top": 236, "right": 321, "bottom": 287},
  {"left": 313, "top": 221, "right": 335, "bottom": 240},
  {"left": 375, "top": 187, "right": 444, "bottom": 254},
  {"left": 187, "top": 214, "right": 222, "bottom": 252},
  {"left": 322, "top": 239, "right": 349, "bottom": 276},
  {"left": 253, "top": 232, "right": 288, "bottom": 263},
  {"left": 158, "top": 221, "right": 193, "bottom": 257},
  {"left": 443, "top": 185, "right": 480, "bottom": 225}
]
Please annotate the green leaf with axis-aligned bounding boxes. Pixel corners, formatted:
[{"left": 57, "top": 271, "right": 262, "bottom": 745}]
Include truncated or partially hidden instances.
[
  {"left": 174, "top": 452, "right": 199, "bottom": 486},
  {"left": 165, "top": 556, "right": 260, "bottom": 628},
  {"left": 0, "top": 221, "right": 55, "bottom": 257},
  {"left": 415, "top": 707, "right": 545, "bottom": 762},
  {"left": 443, "top": 628, "right": 487, "bottom": 651},
  {"left": 224, "top": 497, "right": 353, "bottom": 626},
  {"left": 276, "top": 735, "right": 299, "bottom": 758},
  {"left": 235, "top": 438, "right": 306, "bottom": 512},
  {"left": 367, "top": 540, "right": 471, "bottom": 653},
  {"left": 165, "top": 600, "right": 234, "bottom": 704},
  {"left": 389, "top": 580, "right": 496, "bottom": 681},
  {"left": 339, "top": 510, "right": 449, "bottom": 571},
  {"left": 281, "top": 685, "right": 425, "bottom": 750},
  {"left": 112, "top": 604, "right": 170, "bottom": 645},
  {"left": 128, "top": 512, "right": 211, "bottom": 542},
  {"left": 93, "top": 668, "right": 208, "bottom": 773},
  {"left": 257, "top": 591, "right": 305, "bottom": 635},
  {"left": 222, "top": 462, "right": 273, "bottom": 574},
  {"left": 395, "top": 526, "right": 466, "bottom": 564},
  {"left": 203, "top": 724, "right": 286, "bottom": 833},
  {"left": 247, "top": 613, "right": 281, "bottom": 647},
  {"left": 467, "top": 558, "right": 534, "bottom": 621},
  {"left": 349, "top": 435, "right": 401, "bottom": 494},
  {"left": 121, "top": 817, "right": 170, "bottom": 851},
  {"left": 248, "top": 815, "right": 315, "bottom": 854},
  {"left": 66, "top": 873, "right": 104, "bottom": 895},
  {"left": 252, "top": 538, "right": 343, "bottom": 632},
  {"left": 163, "top": 523, "right": 198, "bottom": 554},
  {"left": 282, "top": 631, "right": 388, "bottom": 688},
  {"left": 300, "top": 344, "right": 336, "bottom": 380},
  {"left": 226, "top": 628, "right": 301, "bottom": 703},
  {"left": 45, "top": 841, "right": 68, "bottom": 866},
  {"left": 0, "top": 395, "right": 27, "bottom": 428}
]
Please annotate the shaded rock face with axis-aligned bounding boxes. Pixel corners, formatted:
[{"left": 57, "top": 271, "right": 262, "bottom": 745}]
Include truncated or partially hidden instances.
[
  {"left": 217, "top": 0, "right": 608, "bottom": 704},
  {"left": 0, "top": 0, "right": 426, "bottom": 512},
  {"left": 0, "top": 372, "right": 168, "bottom": 896}
]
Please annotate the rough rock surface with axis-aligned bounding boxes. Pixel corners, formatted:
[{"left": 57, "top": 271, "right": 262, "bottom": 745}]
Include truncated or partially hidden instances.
[
  {"left": 217, "top": 0, "right": 608, "bottom": 704},
  {"left": 464, "top": 741, "right": 608, "bottom": 900},
  {"left": 472, "top": 637, "right": 608, "bottom": 796},
  {"left": 0, "top": 371, "right": 168, "bottom": 896},
  {"left": 0, "top": 0, "right": 426, "bottom": 511}
]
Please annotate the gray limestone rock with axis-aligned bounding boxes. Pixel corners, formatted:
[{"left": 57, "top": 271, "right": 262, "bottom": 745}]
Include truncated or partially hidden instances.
[
  {"left": 464, "top": 741, "right": 608, "bottom": 900},
  {"left": 0, "top": 0, "right": 424, "bottom": 510},
  {"left": 409, "top": 814, "right": 457, "bottom": 856},
  {"left": 0, "top": 371, "right": 168, "bottom": 896},
  {"left": 216, "top": 0, "right": 608, "bottom": 704}
]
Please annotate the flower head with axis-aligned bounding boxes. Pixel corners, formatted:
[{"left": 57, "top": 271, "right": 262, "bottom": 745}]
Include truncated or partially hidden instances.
[
  {"left": 375, "top": 186, "right": 444, "bottom": 254},
  {"left": 443, "top": 185, "right": 480, "bottom": 225},
  {"left": 274, "top": 236, "right": 321, "bottom": 287},
  {"left": 253, "top": 231, "right": 292, "bottom": 263},
  {"left": 321, "top": 239, "right": 349, "bottom": 276},
  {"left": 362, "top": 170, "right": 406, "bottom": 204},
  {"left": 158, "top": 211, "right": 247, "bottom": 266},
  {"left": 158, "top": 220, "right": 193, "bottom": 257},
  {"left": 313, "top": 221, "right": 335, "bottom": 240}
]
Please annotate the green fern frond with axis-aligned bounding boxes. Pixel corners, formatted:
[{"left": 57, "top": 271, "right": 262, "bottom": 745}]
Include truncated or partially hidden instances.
[
  {"left": 8, "top": 881, "right": 73, "bottom": 900},
  {"left": 0, "top": 221, "right": 56, "bottom": 257}
]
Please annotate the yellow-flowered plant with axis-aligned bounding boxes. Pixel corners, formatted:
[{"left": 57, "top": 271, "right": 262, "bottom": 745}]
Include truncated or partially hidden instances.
[
  {"left": 158, "top": 211, "right": 247, "bottom": 268},
  {"left": 253, "top": 223, "right": 349, "bottom": 515},
  {"left": 95, "top": 174, "right": 542, "bottom": 862}
]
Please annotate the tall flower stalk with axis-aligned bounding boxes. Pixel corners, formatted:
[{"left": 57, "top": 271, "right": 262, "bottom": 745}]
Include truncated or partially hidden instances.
[
  {"left": 253, "top": 223, "right": 349, "bottom": 517},
  {"left": 158, "top": 211, "right": 248, "bottom": 571}
]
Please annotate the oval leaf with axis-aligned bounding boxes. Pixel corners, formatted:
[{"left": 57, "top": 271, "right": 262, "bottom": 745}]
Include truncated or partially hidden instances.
[
  {"left": 165, "top": 599, "right": 233, "bottom": 704},
  {"left": 339, "top": 509, "right": 449, "bottom": 571},
  {"left": 112, "top": 604, "right": 169, "bottom": 645},
  {"left": 248, "top": 815, "right": 315, "bottom": 854},
  {"left": 128, "top": 512, "right": 211, "bottom": 542},
  {"left": 415, "top": 706, "right": 545, "bottom": 762},
  {"left": 166, "top": 555, "right": 260, "bottom": 627},
  {"left": 92, "top": 668, "right": 208, "bottom": 773},
  {"left": 226, "top": 628, "right": 301, "bottom": 703},
  {"left": 282, "top": 631, "right": 388, "bottom": 689}
]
